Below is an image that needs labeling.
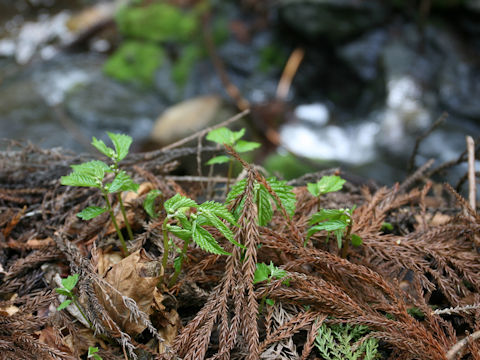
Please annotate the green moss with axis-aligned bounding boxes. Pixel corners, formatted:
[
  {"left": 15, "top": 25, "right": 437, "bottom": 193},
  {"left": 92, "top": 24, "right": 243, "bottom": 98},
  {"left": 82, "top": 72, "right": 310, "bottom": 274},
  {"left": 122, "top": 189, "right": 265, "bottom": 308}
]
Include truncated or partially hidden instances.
[
  {"left": 264, "top": 152, "right": 315, "bottom": 180},
  {"left": 115, "top": 3, "right": 198, "bottom": 43},
  {"left": 103, "top": 41, "right": 164, "bottom": 85},
  {"left": 172, "top": 44, "right": 201, "bottom": 86},
  {"left": 259, "top": 44, "right": 287, "bottom": 73}
]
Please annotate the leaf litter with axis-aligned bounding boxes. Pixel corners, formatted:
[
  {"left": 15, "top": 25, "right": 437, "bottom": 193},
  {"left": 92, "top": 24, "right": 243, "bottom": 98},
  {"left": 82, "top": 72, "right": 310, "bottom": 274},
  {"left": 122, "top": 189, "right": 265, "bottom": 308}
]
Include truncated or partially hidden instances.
[{"left": 0, "top": 129, "right": 479, "bottom": 360}]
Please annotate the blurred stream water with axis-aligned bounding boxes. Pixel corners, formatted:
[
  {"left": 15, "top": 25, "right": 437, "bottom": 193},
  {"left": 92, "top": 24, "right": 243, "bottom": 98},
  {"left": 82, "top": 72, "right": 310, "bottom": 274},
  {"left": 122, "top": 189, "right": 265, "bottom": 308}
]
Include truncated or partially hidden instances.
[{"left": 0, "top": 0, "right": 479, "bottom": 187}]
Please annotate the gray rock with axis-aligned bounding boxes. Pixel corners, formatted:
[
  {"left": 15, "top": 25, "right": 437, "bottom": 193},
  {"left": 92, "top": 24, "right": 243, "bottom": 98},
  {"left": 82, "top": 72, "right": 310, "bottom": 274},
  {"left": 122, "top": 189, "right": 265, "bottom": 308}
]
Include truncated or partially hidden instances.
[
  {"left": 338, "top": 29, "right": 387, "bottom": 81},
  {"left": 439, "top": 60, "right": 480, "bottom": 119},
  {"left": 279, "top": 0, "right": 389, "bottom": 41}
]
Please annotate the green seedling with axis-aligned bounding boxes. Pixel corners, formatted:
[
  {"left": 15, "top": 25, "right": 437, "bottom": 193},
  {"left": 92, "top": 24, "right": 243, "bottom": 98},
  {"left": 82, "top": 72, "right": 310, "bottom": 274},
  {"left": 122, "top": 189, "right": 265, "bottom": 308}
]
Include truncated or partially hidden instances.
[
  {"left": 307, "top": 175, "right": 346, "bottom": 208},
  {"left": 55, "top": 274, "right": 92, "bottom": 329},
  {"left": 226, "top": 177, "right": 296, "bottom": 226},
  {"left": 381, "top": 221, "right": 394, "bottom": 232},
  {"left": 206, "top": 127, "right": 260, "bottom": 192},
  {"left": 146, "top": 193, "right": 244, "bottom": 287},
  {"left": 315, "top": 322, "right": 379, "bottom": 360},
  {"left": 143, "top": 189, "right": 162, "bottom": 219},
  {"left": 306, "top": 207, "right": 362, "bottom": 258},
  {"left": 254, "top": 262, "right": 290, "bottom": 309},
  {"left": 61, "top": 132, "right": 139, "bottom": 256},
  {"left": 88, "top": 346, "right": 102, "bottom": 360}
]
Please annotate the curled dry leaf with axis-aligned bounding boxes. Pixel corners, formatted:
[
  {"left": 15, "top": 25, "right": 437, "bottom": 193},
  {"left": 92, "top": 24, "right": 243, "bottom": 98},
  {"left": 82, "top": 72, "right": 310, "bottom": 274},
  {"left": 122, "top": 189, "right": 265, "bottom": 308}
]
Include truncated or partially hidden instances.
[
  {"left": 152, "top": 290, "right": 180, "bottom": 354},
  {"left": 95, "top": 249, "right": 169, "bottom": 336}
]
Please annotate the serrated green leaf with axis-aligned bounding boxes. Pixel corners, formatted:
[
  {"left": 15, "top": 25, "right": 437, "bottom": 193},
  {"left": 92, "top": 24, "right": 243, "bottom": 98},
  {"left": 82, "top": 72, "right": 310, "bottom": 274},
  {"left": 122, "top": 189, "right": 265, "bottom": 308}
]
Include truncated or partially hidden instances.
[
  {"left": 92, "top": 137, "right": 115, "bottom": 158},
  {"left": 206, "top": 127, "right": 233, "bottom": 145},
  {"left": 234, "top": 140, "right": 261, "bottom": 153},
  {"left": 198, "top": 211, "right": 245, "bottom": 249},
  {"left": 310, "top": 175, "right": 346, "bottom": 196},
  {"left": 164, "top": 194, "right": 197, "bottom": 214},
  {"left": 88, "top": 346, "right": 103, "bottom": 360},
  {"left": 268, "top": 262, "right": 287, "bottom": 280},
  {"left": 265, "top": 298, "right": 275, "bottom": 306},
  {"left": 61, "top": 172, "right": 101, "bottom": 188},
  {"left": 55, "top": 288, "right": 71, "bottom": 296},
  {"left": 57, "top": 299, "right": 72, "bottom": 311},
  {"left": 231, "top": 128, "right": 245, "bottom": 143},
  {"left": 257, "top": 185, "right": 273, "bottom": 226},
  {"left": 61, "top": 274, "right": 79, "bottom": 291},
  {"left": 88, "top": 347, "right": 99, "bottom": 356},
  {"left": 143, "top": 189, "right": 161, "bottom": 219},
  {"left": 350, "top": 233, "right": 363, "bottom": 247},
  {"left": 206, "top": 155, "right": 230, "bottom": 165},
  {"left": 71, "top": 160, "right": 111, "bottom": 179},
  {"left": 199, "top": 201, "right": 238, "bottom": 226},
  {"left": 173, "top": 256, "right": 182, "bottom": 274},
  {"left": 206, "top": 127, "right": 245, "bottom": 146},
  {"left": 77, "top": 206, "right": 107, "bottom": 220},
  {"left": 335, "top": 229, "right": 344, "bottom": 249},
  {"left": 267, "top": 177, "right": 296, "bottom": 217},
  {"left": 309, "top": 209, "right": 347, "bottom": 225},
  {"left": 254, "top": 263, "right": 269, "bottom": 284},
  {"left": 175, "top": 211, "right": 192, "bottom": 230},
  {"left": 314, "top": 220, "right": 348, "bottom": 232},
  {"left": 192, "top": 226, "right": 231, "bottom": 255},
  {"left": 167, "top": 224, "right": 192, "bottom": 241},
  {"left": 307, "top": 182, "right": 320, "bottom": 197},
  {"left": 107, "top": 132, "right": 132, "bottom": 161},
  {"left": 226, "top": 179, "right": 247, "bottom": 204},
  {"left": 108, "top": 171, "right": 139, "bottom": 193}
]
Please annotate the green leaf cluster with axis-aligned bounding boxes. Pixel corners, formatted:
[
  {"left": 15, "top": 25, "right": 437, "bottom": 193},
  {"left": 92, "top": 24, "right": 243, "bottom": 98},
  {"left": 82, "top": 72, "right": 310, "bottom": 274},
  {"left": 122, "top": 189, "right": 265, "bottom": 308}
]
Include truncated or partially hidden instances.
[
  {"left": 206, "top": 127, "right": 261, "bottom": 165},
  {"left": 60, "top": 132, "right": 139, "bottom": 256},
  {"left": 226, "top": 177, "right": 296, "bottom": 226},
  {"left": 88, "top": 347, "right": 102, "bottom": 360},
  {"left": 165, "top": 194, "right": 242, "bottom": 256},
  {"left": 307, "top": 175, "right": 346, "bottom": 197},
  {"left": 61, "top": 132, "right": 139, "bottom": 222},
  {"left": 307, "top": 208, "right": 362, "bottom": 249},
  {"left": 55, "top": 274, "right": 79, "bottom": 311},
  {"left": 143, "top": 189, "right": 162, "bottom": 219},
  {"left": 315, "top": 322, "right": 379, "bottom": 360},
  {"left": 254, "top": 262, "right": 289, "bottom": 285}
]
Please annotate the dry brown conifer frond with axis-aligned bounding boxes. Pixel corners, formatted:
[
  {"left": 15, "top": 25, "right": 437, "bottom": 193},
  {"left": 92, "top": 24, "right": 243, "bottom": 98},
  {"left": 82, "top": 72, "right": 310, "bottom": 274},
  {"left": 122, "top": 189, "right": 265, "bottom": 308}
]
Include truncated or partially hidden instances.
[
  {"left": 174, "top": 169, "right": 261, "bottom": 360},
  {"left": 259, "top": 305, "right": 319, "bottom": 356}
]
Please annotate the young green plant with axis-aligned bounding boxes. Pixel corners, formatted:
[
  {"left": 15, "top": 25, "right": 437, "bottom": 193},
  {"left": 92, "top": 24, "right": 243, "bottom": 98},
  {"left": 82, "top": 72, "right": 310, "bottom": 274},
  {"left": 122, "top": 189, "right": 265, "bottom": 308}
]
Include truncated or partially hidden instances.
[
  {"left": 226, "top": 177, "right": 296, "bottom": 226},
  {"left": 254, "top": 262, "right": 290, "bottom": 309},
  {"left": 144, "top": 192, "right": 244, "bottom": 287},
  {"left": 88, "top": 347, "right": 102, "bottom": 360},
  {"left": 60, "top": 132, "right": 139, "bottom": 256},
  {"left": 56, "top": 274, "right": 93, "bottom": 329},
  {"left": 306, "top": 176, "right": 361, "bottom": 258},
  {"left": 206, "top": 127, "right": 260, "bottom": 192},
  {"left": 307, "top": 175, "right": 346, "bottom": 209},
  {"left": 307, "top": 206, "right": 362, "bottom": 258}
]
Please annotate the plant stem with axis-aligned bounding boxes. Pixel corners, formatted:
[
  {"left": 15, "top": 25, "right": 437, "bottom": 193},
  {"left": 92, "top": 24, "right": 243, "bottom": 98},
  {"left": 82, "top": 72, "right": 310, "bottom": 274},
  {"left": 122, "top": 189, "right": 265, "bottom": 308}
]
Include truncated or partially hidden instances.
[
  {"left": 72, "top": 296, "right": 93, "bottom": 329},
  {"left": 226, "top": 158, "right": 233, "bottom": 193},
  {"left": 161, "top": 217, "right": 170, "bottom": 283},
  {"left": 340, "top": 222, "right": 353, "bottom": 259},
  {"left": 118, "top": 194, "right": 134, "bottom": 241},
  {"left": 168, "top": 239, "right": 190, "bottom": 288},
  {"left": 103, "top": 191, "right": 129, "bottom": 257}
]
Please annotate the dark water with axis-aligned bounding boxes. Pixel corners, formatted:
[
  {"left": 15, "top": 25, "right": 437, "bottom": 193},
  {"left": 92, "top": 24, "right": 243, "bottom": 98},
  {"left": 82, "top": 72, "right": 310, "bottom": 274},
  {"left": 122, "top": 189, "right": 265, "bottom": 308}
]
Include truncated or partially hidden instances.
[{"left": 0, "top": 0, "right": 479, "bottom": 190}]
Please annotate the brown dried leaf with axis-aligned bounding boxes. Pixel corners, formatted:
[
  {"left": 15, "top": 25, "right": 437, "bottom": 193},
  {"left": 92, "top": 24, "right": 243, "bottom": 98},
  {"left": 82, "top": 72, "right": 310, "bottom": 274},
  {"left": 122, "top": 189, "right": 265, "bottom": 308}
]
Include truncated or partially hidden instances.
[{"left": 96, "top": 249, "right": 161, "bottom": 336}]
